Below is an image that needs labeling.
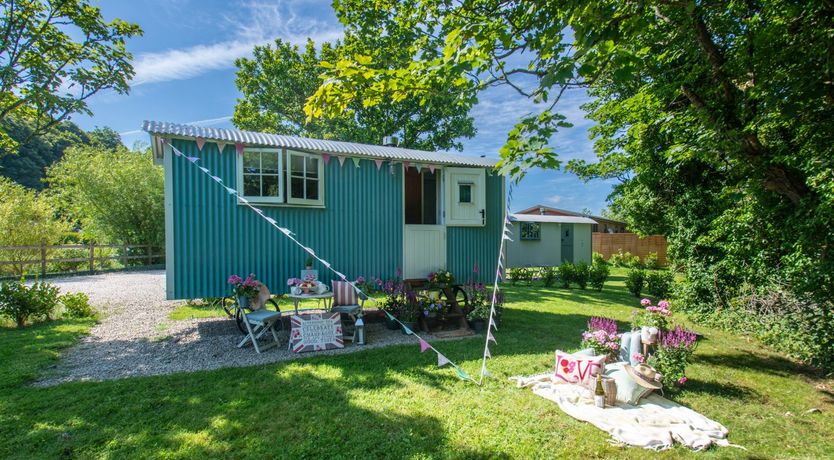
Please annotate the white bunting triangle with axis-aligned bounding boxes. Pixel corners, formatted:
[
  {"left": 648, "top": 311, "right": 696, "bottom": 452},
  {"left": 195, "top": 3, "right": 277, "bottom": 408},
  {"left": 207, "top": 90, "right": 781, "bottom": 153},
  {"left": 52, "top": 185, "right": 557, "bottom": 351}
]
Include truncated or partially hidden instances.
[
  {"left": 225, "top": 186, "right": 237, "bottom": 195},
  {"left": 484, "top": 346, "right": 491, "bottom": 358},
  {"left": 481, "top": 365, "right": 492, "bottom": 378},
  {"left": 437, "top": 353, "right": 450, "bottom": 367},
  {"left": 488, "top": 330, "right": 497, "bottom": 344},
  {"left": 199, "top": 166, "right": 209, "bottom": 174},
  {"left": 210, "top": 175, "right": 222, "bottom": 183},
  {"left": 239, "top": 197, "right": 249, "bottom": 204},
  {"left": 264, "top": 217, "right": 277, "bottom": 225},
  {"left": 216, "top": 141, "right": 227, "bottom": 154}
]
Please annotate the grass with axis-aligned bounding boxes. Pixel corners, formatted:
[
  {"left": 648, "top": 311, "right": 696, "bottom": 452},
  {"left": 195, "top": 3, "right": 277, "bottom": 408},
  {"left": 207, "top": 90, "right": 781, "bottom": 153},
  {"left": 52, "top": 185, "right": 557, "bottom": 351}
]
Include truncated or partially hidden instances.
[{"left": 1, "top": 269, "right": 832, "bottom": 458}]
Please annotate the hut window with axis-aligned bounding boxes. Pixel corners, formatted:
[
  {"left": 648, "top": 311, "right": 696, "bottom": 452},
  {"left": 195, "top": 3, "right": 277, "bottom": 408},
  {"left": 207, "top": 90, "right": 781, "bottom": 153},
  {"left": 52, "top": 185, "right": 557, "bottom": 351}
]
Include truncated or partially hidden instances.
[
  {"left": 520, "top": 222, "right": 541, "bottom": 240},
  {"left": 286, "top": 150, "right": 324, "bottom": 206},
  {"left": 237, "top": 148, "right": 283, "bottom": 203},
  {"left": 458, "top": 183, "right": 472, "bottom": 203}
]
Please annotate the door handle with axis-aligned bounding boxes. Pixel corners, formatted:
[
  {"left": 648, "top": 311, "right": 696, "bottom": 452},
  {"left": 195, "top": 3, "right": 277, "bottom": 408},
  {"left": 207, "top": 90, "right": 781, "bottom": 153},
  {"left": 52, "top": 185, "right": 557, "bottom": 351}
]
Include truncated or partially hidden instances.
[{"left": 479, "top": 209, "right": 485, "bottom": 225}]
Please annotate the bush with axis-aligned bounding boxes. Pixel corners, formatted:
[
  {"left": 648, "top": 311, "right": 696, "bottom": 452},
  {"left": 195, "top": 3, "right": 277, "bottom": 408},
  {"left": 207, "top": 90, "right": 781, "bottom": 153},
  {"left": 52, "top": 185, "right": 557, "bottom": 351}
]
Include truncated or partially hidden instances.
[
  {"left": 540, "top": 266, "right": 557, "bottom": 287},
  {"left": 557, "top": 263, "right": 574, "bottom": 288},
  {"left": 644, "top": 252, "right": 660, "bottom": 270},
  {"left": 573, "top": 261, "right": 590, "bottom": 289},
  {"left": 61, "top": 292, "right": 94, "bottom": 318},
  {"left": 0, "top": 279, "right": 61, "bottom": 327},
  {"left": 508, "top": 267, "right": 533, "bottom": 286},
  {"left": 609, "top": 249, "right": 641, "bottom": 268},
  {"left": 646, "top": 270, "right": 674, "bottom": 299},
  {"left": 589, "top": 263, "right": 610, "bottom": 291},
  {"left": 592, "top": 252, "right": 607, "bottom": 266},
  {"left": 625, "top": 269, "right": 646, "bottom": 297}
]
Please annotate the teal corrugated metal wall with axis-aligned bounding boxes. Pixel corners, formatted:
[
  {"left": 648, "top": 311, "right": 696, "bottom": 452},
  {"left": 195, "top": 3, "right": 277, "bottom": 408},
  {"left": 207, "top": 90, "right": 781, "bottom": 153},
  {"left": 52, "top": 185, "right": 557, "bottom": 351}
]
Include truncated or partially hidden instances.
[
  {"left": 170, "top": 139, "right": 404, "bottom": 299},
  {"left": 446, "top": 173, "right": 505, "bottom": 284},
  {"left": 168, "top": 139, "right": 504, "bottom": 299}
]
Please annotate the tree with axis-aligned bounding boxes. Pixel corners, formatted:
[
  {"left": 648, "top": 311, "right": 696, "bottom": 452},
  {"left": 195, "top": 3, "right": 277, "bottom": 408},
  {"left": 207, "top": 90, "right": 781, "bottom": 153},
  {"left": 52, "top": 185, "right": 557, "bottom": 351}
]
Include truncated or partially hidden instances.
[
  {"left": 0, "top": 116, "right": 89, "bottom": 188},
  {"left": 306, "top": 1, "right": 834, "bottom": 368},
  {"left": 0, "top": 0, "right": 142, "bottom": 151},
  {"left": 87, "top": 126, "right": 122, "bottom": 151},
  {"left": 0, "top": 177, "right": 68, "bottom": 275},
  {"left": 235, "top": 36, "right": 476, "bottom": 151},
  {"left": 46, "top": 145, "right": 164, "bottom": 249}
]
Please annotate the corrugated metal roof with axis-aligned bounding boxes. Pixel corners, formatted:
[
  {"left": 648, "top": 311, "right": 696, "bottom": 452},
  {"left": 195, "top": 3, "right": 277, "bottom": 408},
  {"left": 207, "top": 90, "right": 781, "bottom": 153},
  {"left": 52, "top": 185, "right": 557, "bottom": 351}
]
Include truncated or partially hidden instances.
[
  {"left": 510, "top": 214, "right": 597, "bottom": 224},
  {"left": 142, "top": 120, "right": 497, "bottom": 167}
]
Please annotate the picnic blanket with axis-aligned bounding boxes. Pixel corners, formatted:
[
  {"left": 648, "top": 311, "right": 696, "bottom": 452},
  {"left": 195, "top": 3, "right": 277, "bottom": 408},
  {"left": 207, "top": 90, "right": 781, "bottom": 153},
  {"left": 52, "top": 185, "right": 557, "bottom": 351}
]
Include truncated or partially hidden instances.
[{"left": 512, "top": 374, "right": 741, "bottom": 451}]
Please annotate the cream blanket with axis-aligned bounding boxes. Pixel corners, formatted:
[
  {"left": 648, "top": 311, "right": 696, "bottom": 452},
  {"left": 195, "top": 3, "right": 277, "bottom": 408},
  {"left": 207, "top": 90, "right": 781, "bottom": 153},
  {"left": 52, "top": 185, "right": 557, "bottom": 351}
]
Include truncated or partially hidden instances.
[{"left": 512, "top": 374, "right": 740, "bottom": 451}]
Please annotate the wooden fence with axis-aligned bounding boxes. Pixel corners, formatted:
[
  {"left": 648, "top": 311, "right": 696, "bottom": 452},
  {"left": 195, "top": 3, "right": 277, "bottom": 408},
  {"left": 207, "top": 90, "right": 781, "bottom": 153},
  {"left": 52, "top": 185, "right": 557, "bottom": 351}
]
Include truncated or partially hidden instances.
[
  {"left": 592, "top": 233, "right": 668, "bottom": 266},
  {"left": 0, "top": 242, "right": 163, "bottom": 277}
]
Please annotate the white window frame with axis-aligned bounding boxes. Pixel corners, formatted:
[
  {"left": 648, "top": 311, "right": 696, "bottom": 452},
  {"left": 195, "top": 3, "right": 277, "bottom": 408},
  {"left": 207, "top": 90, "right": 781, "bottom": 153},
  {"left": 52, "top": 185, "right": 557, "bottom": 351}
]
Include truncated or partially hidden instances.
[
  {"left": 236, "top": 147, "right": 284, "bottom": 204},
  {"left": 286, "top": 149, "right": 324, "bottom": 206}
]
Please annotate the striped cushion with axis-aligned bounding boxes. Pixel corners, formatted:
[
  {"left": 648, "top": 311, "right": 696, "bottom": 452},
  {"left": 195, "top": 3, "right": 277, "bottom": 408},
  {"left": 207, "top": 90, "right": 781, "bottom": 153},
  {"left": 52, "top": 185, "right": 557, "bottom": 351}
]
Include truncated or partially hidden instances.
[{"left": 331, "top": 281, "right": 358, "bottom": 306}]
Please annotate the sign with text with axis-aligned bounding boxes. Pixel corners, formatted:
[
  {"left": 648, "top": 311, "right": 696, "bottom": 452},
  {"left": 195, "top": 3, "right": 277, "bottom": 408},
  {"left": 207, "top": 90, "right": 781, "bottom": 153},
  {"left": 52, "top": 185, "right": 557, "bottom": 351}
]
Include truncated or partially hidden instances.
[{"left": 290, "top": 313, "right": 343, "bottom": 353}]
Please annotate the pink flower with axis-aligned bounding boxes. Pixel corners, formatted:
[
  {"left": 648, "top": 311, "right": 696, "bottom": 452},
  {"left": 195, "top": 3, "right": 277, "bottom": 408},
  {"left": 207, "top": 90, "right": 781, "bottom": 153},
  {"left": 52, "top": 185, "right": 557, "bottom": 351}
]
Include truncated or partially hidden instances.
[
  {"left": 631, "top": 352, "right": 645, "bottom": 363},
  {"left": 658, "top": 300, "right": 670, "bottom": 309},
  {"left": 227, "top": 275, "right": 242, "bottom": 285},
  {"left": 607, "top": 342, "right": 619, "bottom": 350},
  {"left": 678, "top": 376, "right": 688, "bottom": 385},
  {"left": 641, "top": 298, "right": 651, "bottom": 306},
  {"left": 356, "top": 276, "right": 366, "bottom": 284}
]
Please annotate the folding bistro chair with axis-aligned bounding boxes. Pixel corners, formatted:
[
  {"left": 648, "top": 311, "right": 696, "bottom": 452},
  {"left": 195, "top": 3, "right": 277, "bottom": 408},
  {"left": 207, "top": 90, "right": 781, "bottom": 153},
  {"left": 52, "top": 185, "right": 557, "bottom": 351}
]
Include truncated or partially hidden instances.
[
  {"left": 330, "top": 280, "right": 367, "bottom": 343},
  {"left": 236, "top": 292, "right": 283, "bottom": 353}
]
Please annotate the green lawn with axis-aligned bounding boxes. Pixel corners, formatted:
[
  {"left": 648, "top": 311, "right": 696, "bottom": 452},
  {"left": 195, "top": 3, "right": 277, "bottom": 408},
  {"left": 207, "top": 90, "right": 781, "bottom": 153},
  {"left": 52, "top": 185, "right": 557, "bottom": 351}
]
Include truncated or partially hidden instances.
[{"left": 1, "top": 270, "right": 832, "bottom": 458}]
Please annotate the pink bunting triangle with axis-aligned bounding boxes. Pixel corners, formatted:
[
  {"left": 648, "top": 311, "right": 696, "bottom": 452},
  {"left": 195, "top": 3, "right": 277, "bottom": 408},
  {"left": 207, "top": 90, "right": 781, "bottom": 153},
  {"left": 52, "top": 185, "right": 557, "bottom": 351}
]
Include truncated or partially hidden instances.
[
  {"left": 437, "top": 353, "right": 450, "bottom": 367},
  {"left": 337, "top": 156, "right": 346, "bottom": 166},
  {"left": 235, "top": 142, "right": 244, "bottom": 156},
  {"left": 484, "top": 346, "right": 491, "bottom": 358},
  {"left": 419, "top": 338, "right": 430, "bottom": 353},
  {"left": 195, "top": 137, "right": 205, "bottom": 151},
  {"left": 403, "top": 161, "right": 410, "bottom": 170},
  {"left": 428, "top": 164, "right": 436, "bottom": 173},
  {"left": 216, "top": 141, "right": 227, "bottom": 154},
  {"left": 322, "top": 153, "right": 331, "bottom": 165},
  {"left": 488, "top": 330, "right": 496, "bottom": 344},
  {"left": 375, "top": 159, "right": 383, "bottom": 170}
]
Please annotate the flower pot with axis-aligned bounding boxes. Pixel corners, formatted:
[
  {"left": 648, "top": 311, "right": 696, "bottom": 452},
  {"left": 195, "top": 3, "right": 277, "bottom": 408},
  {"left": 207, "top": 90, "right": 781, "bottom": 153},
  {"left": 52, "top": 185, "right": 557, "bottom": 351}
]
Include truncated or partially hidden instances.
[
  {"left": 237, "top": 295, "right": 250, "bottom": 310},
  {"left": 302, "top": 286, "right": 310, "bottom": 294},
  {"left": 470, "top": 318, "right": 486, "bottom": 333}
]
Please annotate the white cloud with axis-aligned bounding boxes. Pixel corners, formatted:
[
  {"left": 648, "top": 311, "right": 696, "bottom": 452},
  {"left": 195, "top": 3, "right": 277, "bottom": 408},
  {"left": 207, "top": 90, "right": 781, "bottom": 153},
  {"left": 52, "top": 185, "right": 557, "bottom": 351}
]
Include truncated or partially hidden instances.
[
  {"left": 546, "top": 195, "right": 563, "bottom": 204},
  {"left": 130, "top": 1, "right": 342, "bottom": 86}
]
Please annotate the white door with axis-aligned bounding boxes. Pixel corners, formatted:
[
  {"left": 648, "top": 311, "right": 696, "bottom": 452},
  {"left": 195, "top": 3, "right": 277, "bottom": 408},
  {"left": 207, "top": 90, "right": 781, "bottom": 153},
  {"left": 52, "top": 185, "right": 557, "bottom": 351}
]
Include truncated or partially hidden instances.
[
  {"left": 403, "top": 225, "right": 446, "bottom": 279},
  {"left": 444, "top": 167, "right": 486, "bottom": 226}
]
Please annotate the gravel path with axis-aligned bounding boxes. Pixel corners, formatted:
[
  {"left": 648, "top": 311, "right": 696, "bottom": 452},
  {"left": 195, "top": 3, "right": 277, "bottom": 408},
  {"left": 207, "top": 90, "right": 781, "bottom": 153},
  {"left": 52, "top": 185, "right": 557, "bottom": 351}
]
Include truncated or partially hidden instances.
[{"left": 36, "top": 270, "right": 462, "bottom": 386}]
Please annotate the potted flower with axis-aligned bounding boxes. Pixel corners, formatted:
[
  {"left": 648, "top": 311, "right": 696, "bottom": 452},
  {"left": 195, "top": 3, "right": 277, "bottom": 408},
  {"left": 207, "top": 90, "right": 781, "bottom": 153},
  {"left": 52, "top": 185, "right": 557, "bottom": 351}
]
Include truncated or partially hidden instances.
[
  {"left": 427, "top": 269, "right": 455, "bottom": 293},
  {"left": 581, "top": 316, "right": 621, "bottom": 361},
  {"left": 379, "top": 279, "right": 408, "bottom": 330},
  {"left": 631, "top": 298, "right": 671, "bottom": 344},
  {"left": 287, "top": 277, "right": 304, "bottom": 295},
  {"left": 647, "top": 324, "right": 698, "bottom": 386},
  {"left": 466, "top": 302, "right": 490, "bottom": 333},
  {"left": 228, "top": 273, "right": 259, "bottom": 309},
  {"left": 398, "top": 293, "right": 420, "bottom": 335}
]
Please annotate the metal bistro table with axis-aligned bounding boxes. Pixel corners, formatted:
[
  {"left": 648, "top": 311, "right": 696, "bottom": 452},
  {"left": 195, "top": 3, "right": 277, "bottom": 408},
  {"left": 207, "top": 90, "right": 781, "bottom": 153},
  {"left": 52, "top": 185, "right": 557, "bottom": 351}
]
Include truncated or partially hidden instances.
[{"left": 286, "top": 291, "right": 334, "bottom": 315}]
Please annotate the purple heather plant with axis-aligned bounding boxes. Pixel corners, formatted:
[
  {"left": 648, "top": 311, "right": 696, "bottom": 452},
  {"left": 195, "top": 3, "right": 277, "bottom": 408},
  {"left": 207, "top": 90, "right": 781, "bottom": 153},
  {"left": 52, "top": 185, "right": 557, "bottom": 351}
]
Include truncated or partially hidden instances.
[
  {"left": 581, "top": 316, "right": 621, "bottom": 358},
  {"left": 648, "top": 324, "right": 699, "bottom": 387}
]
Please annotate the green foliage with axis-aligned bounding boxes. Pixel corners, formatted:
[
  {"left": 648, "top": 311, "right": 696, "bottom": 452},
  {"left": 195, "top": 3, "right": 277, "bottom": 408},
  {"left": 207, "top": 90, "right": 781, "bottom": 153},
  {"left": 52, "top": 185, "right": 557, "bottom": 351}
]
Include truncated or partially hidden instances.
[
  {"left": 608, "top": 249, "right": 640, "bottom": 268},
  {"left": 507, "top": 267, "right": 533, "bottom": 286},
  {"left": 625, "top": 269, "right": 645, "bottom": 298},
  {"left": 573, "top": 261, "right": 589, "bottom": 289},
  {"left": 0, "top": 279, "right": 60, "bottom": 327},
  {"left": 588, "top": 262, "right": 610, "bottom": 291},
  {"left": 235, "top": 37, "right": 475, "bottom": 151},
  {"left": 60, "top": 292, "right": 94, "bottom": 318},
  {"left": 540, "top": 266, "right": 557, "bottom": 287},
  {"left": 0, "top": 0, "right": 142, "bottom": 150},
  {"left": 46, "top": 145, "right": 164, "bottom": 247},
  {"left": 557, "top": 263, "right": 574, "bottom": 288},
  {"left": 0, "top": 177, "right": 68, "bottom": 275},
  {"left": 644, "top": 252, "right": 660, "bottom": 270},
  {"left": 591, "top": 252, "right": 607, "bottom": 266},
  {"left": 645, "top": 271, "right": 674, "bottom": 300}
]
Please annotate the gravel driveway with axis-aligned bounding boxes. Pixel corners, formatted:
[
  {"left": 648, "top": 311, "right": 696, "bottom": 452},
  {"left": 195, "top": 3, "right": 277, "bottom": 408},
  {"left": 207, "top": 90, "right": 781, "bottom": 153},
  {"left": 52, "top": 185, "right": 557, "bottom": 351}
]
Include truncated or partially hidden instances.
[{"left": 36, "top": 270, "right": 455, "bottom": 386}]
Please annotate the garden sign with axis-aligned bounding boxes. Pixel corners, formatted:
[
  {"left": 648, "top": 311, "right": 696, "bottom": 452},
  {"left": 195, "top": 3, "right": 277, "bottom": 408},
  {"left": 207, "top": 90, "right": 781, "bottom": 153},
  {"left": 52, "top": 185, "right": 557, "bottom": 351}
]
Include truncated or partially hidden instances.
[{"left": 290, "top": 313, "right": 344, "bottom": 353}]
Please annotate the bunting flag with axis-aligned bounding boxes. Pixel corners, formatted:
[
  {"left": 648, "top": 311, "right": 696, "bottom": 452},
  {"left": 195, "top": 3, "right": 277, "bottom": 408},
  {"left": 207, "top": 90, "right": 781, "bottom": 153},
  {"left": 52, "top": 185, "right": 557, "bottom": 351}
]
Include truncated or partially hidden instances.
[
  {"left": 322, "top": 153, "right": 331, "bottom": 165},
  {"left": 415, "top": 163, "right": 422, "bottom": 172},
  {"left": 375, "top": 159, "right": 383, "bottom": 170},
  {"left": 160, "top": 137, "right": 168, "bottom": 145},
  {"left": 428, "top": 164, "right": 436, "bottom": 173},
  {"left": 167, "top": 141, "right": 504, "bottom": 386},
  {"left": 195, "top": 137, "right": 205, "bottom": 151},
  {"left": 235, "top": 142, "right": 244, "bottom": 156},
  {"left": 216, "top": 141, "right": 227, "bottom": 154},
  {"left": 352, "top": 157, "right": 361, "bottom": 168},
  {"left": 403, "top": 161, "right": 410, "bottom": 170},
  {"left": 337, "top": 156, "right": 346, "bottom": 166}
]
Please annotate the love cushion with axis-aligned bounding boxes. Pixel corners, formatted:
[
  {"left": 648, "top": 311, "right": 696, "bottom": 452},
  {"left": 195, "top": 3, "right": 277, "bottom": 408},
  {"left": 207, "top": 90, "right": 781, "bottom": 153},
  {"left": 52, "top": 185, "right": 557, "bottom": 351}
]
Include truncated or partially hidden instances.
[{"left": 554, "top": 350, "right": 606, "bottom": 385}]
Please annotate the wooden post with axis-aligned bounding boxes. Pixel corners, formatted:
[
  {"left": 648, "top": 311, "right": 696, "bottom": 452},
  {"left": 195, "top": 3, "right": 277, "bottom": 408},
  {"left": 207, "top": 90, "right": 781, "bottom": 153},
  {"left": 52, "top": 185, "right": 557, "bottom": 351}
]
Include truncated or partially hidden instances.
[
  {"left": 146, "top": 245, "right": 152, "bottom": 266},
  {"left": 89, "top": 242, "right": 95, "bottom": 273},
  {"left": 40, "top": 239, "right": 47, "bottom": 276},
  {"left": 123, "top": 244, "right": 128, "bottom": 268}
]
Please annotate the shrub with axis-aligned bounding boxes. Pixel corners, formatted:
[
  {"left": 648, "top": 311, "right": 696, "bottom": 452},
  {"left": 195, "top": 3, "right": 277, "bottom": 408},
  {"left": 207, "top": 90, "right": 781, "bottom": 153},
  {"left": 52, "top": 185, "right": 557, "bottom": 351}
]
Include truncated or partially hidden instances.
[
  {"left": 0, "top": 279, "right": 61, "bottom": 327},
  {"left": 540, "top": 266, "right": 557, "bottom": 287},
  {"left": 512, "top": 266, "right": 534, "bottom": 285},
  {"left": 625, "top": 269, "right": 646, "bottom": 297},
  {"left": 573, "top": 261, "right": 590, "bottom": 289},
  {"left": 646, "top": 270, "right": 674, "bottom": 299},
  {"left": 592, "top": 252, "right": 607, "bottom": 266},
  {"left": 644, "top": 252, "right": 660, "bottom": 270},
  {"left": 61, "top": 292, "right": 94, "bottom": 318},
  {"left": 589, "top": 262, "right": 610, "bottom": 291},
  {"left": 647, "top": 325, "right": 698, "bottom": 386},
  {"left": 557, "top": 263, "right": 574, "bottom": 288}
]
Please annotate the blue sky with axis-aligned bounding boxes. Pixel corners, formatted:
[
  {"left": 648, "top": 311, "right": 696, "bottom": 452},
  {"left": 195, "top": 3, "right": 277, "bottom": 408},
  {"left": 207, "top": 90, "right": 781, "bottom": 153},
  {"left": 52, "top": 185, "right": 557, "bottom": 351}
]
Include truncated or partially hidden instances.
[{"left": 74, "top": 0, "right": 616, "bottom": 214}]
